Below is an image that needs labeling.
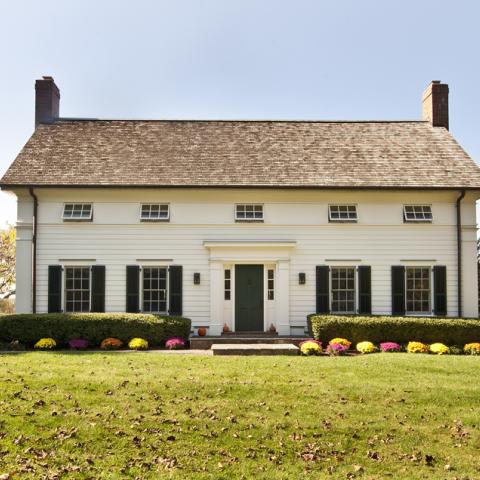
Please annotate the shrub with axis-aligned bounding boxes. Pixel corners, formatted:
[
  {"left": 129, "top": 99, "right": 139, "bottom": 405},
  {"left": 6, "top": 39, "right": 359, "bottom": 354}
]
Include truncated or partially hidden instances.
[
  {"left": 0, "top": 313, "right": 191, "bottom": 347},
  {"left": 464, "top": 342, "right": 480, "bottom": 355},
  {"left": 308, "top": 315, "right": 480, "bottom": 345},
  {"left": 407, "top": 341, "right": 429, "bottom": 354},
  {"left": 328, "top": 338, "right": 351, "bottom": 349},
  {"left": 68, "top": 338, "right": 89, "bottom": 350},
  {"left": 129, "top": 338, "right": 149, "bottom": 350},
  {"left": 34, "top": 338, "right": 56, "bottom": 350},
  {"left": 100, "top": 337, "right": 124, "bottom": 350},
  {"left": 326, "top": 343, "right": 348, "bottom": 356},
  {"left": 0, "top": 298, "right": 15, "bottom": 314},
  {"left": 380, "top": 342, "right": 401, "bottom": 353},
  {"left": 300, "top": 341, "right": 322, "bottom": 356},
  {"left": 429, "top": 343, "right": 450, "bottom": 355},
  {"left": 356, "top": 341, "right": 376, "bottom": 354},
  {"left": 165, "top": 337, "right": 186, "bottom": 350}
]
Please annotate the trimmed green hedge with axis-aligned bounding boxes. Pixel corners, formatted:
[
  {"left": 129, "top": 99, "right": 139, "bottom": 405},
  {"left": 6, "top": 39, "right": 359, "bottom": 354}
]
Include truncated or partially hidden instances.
[
  {"left": 0, "top": 313, "right": 191, "bottom": 347},
  {"left": 307, "top": 314, "right": 480, "bottom": 345}
]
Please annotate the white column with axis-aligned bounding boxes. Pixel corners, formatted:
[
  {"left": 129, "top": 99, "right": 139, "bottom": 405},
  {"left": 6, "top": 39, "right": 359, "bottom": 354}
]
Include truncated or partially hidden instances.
[
  {"left": 209, "top": 260, "right": 224, "bottom": 335},
  {"left": 461, "top": 227, "right": 478, "bottom": 318},
  {"left": 275, "top": 260, "right": 290, "bottom": 335},
  {"left": 15, "top": 194, "right": 34, "bottom": 313}
]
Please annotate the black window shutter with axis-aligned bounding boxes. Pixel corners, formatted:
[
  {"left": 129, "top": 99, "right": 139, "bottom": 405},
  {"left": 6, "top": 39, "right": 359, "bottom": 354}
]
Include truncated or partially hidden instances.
[
  {"left": 126, "top": 265, "right": 140, "bottom": 313},
  {"left": 91, "top": 265, "right": 106, "bottom": 313},
  {"left": 433, "top": 265, "right": 447, "bottom": 316},
  {"left": 391, "top": 266, "right": 406, "bottom": 315},
  {"left": 169, "top": 265, "right": 183, "bottom": 316},
  {"left": 316, "top": 266, "right": 330, "bottom": 314},
  {"left": 358, "top": 265, "right": 372, "bottom": 314},
  {"left": 48, "top": 265, "right": 63, "bottom": 313}
]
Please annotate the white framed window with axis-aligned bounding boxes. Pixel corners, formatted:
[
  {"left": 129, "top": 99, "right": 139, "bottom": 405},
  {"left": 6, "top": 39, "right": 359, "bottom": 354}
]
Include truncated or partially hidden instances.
[
  {"left": 403, "top": 205, "right": 433, "bottom": 223},
  {"left": 267, "top": 269, "right": 274, "bottom": 300},
  {"left": 406, "top": 267, "right": 431, "bottom": 314},
  {"left": 65, "top": 266, "right": 90, "bottom": 312},
  {"left": 328, "top": 205, "right": 358, "bottom": 222},
  {"left": 140, "top": 204, "right": 170, "bottom": 222},
  {"left": 224, "top": 269, "right": 231, "bottom": 300},
  {"left": 62, "top": 203, "right": 93, "bottom": 221},
  {"left": 142, "top": 267, "right": 168, "bottom": 313},
  {"left": 331, "top": 267, "right": 356, "bottom": 313},
  {"left": 235, "top": 204, "right": 264, "bottom": 222}
]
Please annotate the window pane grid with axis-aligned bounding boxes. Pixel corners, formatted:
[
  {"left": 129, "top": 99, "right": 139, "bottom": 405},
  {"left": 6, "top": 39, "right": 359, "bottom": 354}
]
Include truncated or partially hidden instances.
[
  {"left": 329, "top": 205, "right": 357, "bottom": 222},
  {"left": 143, "top": 267, "right": 167, "bottom": 313},
  {"left": 404, "top": 205, "right": 433, "bottom": 222},
  {"left": 267, "top": 269, "right": 274, "bottom": 300},
  {"left": 331, "top": 267, "right": 355, "bottom": 313},
  {"left": 62, "top": 203, "right": 92, "bottom": 220},
  {"left": 224, "top": 269, "right": 231, "bottom": 300},
  {"left": 65, "top": 267, "right": 90, "bottom": 312},
  {"left": 235, "top": 204, "right": 264, "bottom": 221},
  {"left": 141, "top": 204, "right": 169, "bottom": 221},
  {"left": 406, "top": 267, "right": 431, "bottom": 313}
]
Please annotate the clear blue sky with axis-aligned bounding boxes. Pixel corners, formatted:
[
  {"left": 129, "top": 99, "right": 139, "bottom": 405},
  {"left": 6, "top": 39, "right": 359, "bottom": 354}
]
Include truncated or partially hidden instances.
[{"left": 1, "top": 0, "right": 479, "bottom": 227}]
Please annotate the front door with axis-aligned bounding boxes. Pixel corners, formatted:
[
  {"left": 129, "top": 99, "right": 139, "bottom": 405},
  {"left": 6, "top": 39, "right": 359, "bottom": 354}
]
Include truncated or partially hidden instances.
[{"left": 235, "top": 265, "right": 264, "bottom": 331}]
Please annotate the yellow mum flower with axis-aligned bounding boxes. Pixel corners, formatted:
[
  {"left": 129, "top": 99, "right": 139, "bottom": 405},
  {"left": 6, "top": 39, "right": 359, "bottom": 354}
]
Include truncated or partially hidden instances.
[
  {"left": 407, "top": 341, "right": 429, "bottom": 353},
  {"left": 464, "top": 343, "right": 480, "bottom": 355},
  {"left": 429, "top": 343, "right": 450, "bottom": 355},
  {"left": 329, "top": 338, "right": 351, "bottom": 349},
  {"left": 34, "top": 338, "right": 57, "bottom": 350},
  {"left": 300, "top": 341, "right": 322, "bottom": 356},
  {"left": 356, "top": 341, "right": 377, "bottom": 354},
  {"left": 128, "top": 338, "right": 149, "bottom": 350}
]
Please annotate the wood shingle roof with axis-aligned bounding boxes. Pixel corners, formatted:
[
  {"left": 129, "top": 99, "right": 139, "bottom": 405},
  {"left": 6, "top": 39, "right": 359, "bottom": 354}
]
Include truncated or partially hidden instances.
[{"left": 1, "top": 119, "right": 479, "bottom": 189}]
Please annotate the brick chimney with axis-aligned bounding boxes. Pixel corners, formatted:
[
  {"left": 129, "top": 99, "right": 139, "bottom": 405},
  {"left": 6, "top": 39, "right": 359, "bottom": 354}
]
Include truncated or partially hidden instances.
[
  {"left": 422, "top": 80, "right": 449, "bottom": 130},
  {"left": 35, "top": 76, "right": 60, "bottom": 128}
]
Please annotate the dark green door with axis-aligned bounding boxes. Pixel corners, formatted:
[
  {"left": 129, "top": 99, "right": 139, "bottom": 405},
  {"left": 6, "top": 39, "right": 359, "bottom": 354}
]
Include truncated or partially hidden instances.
[{"left": 235, "top": 265, "right": 264, "bottom": 331}]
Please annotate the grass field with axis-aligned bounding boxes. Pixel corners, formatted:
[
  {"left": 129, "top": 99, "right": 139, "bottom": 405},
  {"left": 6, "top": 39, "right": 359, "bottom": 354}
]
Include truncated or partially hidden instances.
[{"left": 0, "top": 353, "right": 479, "bottom": 479}]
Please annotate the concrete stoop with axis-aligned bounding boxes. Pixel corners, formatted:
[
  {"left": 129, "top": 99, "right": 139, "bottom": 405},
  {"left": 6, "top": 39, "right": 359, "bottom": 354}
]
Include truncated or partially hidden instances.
[{"left": 211, "top": 343, "right": 299, "bottom": 356}]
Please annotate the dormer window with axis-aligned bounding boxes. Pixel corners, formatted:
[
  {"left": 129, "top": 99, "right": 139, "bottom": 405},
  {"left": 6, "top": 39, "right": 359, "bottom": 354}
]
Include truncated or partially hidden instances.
[
  {"left": 403, "top": 205, "right": 433, "bottom": 222},
  {"left": 328, "top": 205, "right": 358, "bottom": 222},
  {"left": 62, "top": 203, "right": 93, "bottom": 221},
  {"left": 235, "top": 204, "right": 264, "bottom": 222},
  {"left": 140, "top": 204, "right": 170, "bottom": 222}
]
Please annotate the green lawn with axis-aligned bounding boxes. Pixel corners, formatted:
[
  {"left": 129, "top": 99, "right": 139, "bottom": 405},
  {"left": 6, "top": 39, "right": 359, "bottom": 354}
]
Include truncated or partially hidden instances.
[{"left": 0, "top": 353, "right": 479, "bottom": 479}]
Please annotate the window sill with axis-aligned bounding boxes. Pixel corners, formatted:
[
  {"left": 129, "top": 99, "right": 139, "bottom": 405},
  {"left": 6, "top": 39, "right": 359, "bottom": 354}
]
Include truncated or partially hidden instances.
[
  {"left": 140, "top": 219, "right": 170, "bottom": 223},
  {"left": 235, "top": 219, "right": 264, "bottom": 223},
  {"left": 328, "top": 220, "right": 358, "bottom": 224},
  {"left": 62, "top": 219, "right": 93, "bottom": 222}
]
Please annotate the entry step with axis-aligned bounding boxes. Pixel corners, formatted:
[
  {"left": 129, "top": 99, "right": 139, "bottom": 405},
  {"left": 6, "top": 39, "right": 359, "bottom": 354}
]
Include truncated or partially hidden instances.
[
  {"left": 211, "top": 343, "right": 299, "bottom": 356},
  {"left": 190, "top": 336, "right": 307, "bottom": 350}
]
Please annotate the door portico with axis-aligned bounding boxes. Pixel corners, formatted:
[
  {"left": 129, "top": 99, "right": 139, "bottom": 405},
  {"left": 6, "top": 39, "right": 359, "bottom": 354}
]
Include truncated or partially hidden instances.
[{"left": 204, "top": 241, "right": 296, "bottom": 335}]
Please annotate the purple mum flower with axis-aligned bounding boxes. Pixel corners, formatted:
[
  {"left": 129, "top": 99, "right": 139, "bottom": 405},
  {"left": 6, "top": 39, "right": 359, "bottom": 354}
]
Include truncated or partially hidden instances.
[
  {"left": 380, "top": 342, "right": 401, "bottom": 352},
  {"left": 326, "top": 343, "right": 348, "bottom": 355},
  {"left": 165, "top": 337, "right": 186, "bottom": 350},
  {"left": 68, "top": 338, "right": 89, "bottom": 350}
]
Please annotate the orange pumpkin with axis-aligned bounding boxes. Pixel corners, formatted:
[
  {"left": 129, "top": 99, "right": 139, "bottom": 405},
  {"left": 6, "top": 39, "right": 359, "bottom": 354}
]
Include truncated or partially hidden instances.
[{"left": 197, "top": 327, "right": 207, "bottom": 337}]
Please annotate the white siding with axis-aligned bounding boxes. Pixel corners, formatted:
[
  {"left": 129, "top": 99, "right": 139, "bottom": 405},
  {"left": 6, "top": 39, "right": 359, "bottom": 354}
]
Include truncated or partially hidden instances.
[{"left": 12, "top": 188, "right": 480, "bottom": 327}]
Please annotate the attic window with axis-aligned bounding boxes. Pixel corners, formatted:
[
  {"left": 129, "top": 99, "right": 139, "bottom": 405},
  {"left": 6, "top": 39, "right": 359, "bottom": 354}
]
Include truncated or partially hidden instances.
[
  {"left": 62, "top": 203, "right": 93, "bottom": 221},
  {"left": 140, "top": 204, "right": 170, "bottom": 222},
  {"left": 328, "top": 205, "right": 358, "bottom": 222},
  {"left": 235, "top": 204, "right": 264, "bottom": 222},
  {"left": 403, "top": 205, "right": 433, "bottom": 222}
]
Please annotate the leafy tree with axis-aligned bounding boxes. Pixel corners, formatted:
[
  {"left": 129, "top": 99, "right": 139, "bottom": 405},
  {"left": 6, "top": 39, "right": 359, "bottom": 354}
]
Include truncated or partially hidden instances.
[{"left": 0, "top": 226, "right": 15, "bottom": 299}]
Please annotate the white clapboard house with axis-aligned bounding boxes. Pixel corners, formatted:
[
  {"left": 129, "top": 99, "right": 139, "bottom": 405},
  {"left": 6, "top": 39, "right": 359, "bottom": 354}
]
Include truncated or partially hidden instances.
[{"left": 1, "top": 77, "right": 479, "bottom": 335}]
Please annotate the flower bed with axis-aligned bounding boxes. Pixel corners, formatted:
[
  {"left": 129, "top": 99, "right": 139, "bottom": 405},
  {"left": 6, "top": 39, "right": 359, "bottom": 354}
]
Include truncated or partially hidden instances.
[
  {"left": 0, "top": 313, "right": 191, "bottom": 348},
  {"left": 307, "top": 314, "right": 480, "bottom": 345}
]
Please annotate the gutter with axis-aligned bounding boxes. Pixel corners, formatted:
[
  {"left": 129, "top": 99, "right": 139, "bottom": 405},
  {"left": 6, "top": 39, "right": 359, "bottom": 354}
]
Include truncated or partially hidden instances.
[
  {"left": 28, "top": 188, "right": 38, "bottom": 314},
  {"left": 456, "top": 189, "right": 466, "bottom": 317}
]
